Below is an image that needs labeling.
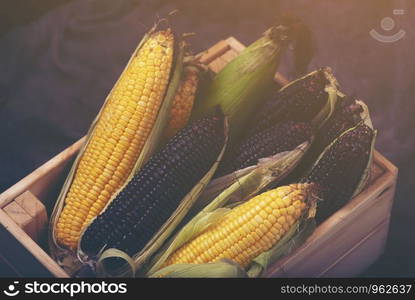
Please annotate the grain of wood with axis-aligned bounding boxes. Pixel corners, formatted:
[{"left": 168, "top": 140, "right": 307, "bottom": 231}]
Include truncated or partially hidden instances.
[
  {"left": 208, "top": 59, "right": 224, "bottom": 73},
  {"left": 199, "top": 40, "right": 230, "bottom": 64},
  {"left": 4, "top": 201, "right": 37, "bottom": 240},
  {"left": 15, "top": 191, "right": 48, "bottom": 241},
  {"left": 220, "top": 49, "right": 239, "bottom": 64},
  {"left": 371, "top": 157, "right": 386, "bottom": 182},
  {"left": 15, "top": 191, "right": 47, "bottom": 218}
]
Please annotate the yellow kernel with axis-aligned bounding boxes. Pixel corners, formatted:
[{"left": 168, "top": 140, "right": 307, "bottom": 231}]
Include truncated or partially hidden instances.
[
  {"left": 269, "top": 227, "right": 280, "bottom": 236},
  {"left": 265, "top": 206, "right": 273, "bottom": 213},
  {"left": 250, "top": 219, "right": 259, "bottom": 228},
  {"left": 254, "top": 215, "right": 263, "bottom": 224},
  {"left": 275, "top": 199, "right": 285, "bottom": 209},
  {"left": 272, "top": 209, "right": 281, "bottom": 217},
  {"left": 263, "top": 219, "right": 272, "bottom": 229},
  {"left": 269, "top": 191, "right": 278, "bottom": 199},
  {"left": 251, "top": 232, "right": 260, "bottom": 241},
  {"left": 268, "top": 214, "right": 277, "bottom": 224},
  {"left": 259, "top": 224, "right": 268, "bottom": 235},
  {"left": 261, "top": 233, "right": 272, "bottom": 245},
  {"left": 259, "top": 210, "right": 268, "bottom": 219},
  {"left": 293, "top": 200, "right": 303, "bottom": 208},
  {"left": 255, "top": 228, "right": 264, "bottom": 237}
]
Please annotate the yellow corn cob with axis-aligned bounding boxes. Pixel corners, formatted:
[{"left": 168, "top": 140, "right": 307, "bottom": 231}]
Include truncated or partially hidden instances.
[
  {"left": 163, "top": 184, "right": 310, "bottom": 268},
  {"left": 165, "top": 66, "right": 199, "bottom": 139},
  {"left": 55, "top": 30, "right": 174, "bottom": 250}
]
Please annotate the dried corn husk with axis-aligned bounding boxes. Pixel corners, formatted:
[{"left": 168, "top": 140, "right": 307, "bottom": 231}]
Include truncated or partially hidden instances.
[
  {"left": 302, "top": 99, "right": 376, "bottom": 222},
  {"left": 191, "top": 141, "right": 311, "bottom": 216},
  {"left": 48, "top": 24, "right": 186, "bottom": 276},
  {"left": 305, "top": 99, "right": 376, "bottom": 194}
]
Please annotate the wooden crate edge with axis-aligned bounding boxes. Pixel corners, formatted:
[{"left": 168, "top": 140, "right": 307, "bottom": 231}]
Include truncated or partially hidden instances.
[{"left": 318, "top": 216, "right": 390, "bottom": 277}]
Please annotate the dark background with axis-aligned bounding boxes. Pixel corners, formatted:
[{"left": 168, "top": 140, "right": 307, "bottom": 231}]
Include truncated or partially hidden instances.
[{"left": 0, "top": 0, "right": 414, "bottom": 277}]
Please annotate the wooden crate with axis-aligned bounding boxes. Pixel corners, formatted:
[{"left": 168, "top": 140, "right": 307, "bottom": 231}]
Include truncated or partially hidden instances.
[{"left": 0, "top": 37, "right": 398, "bottom": 278}]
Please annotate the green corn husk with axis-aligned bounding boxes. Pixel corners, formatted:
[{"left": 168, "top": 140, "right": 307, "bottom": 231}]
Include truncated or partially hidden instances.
[
  {"left": 89, "top": 117, "right": 229, "bottom": 277},
  {"left": 48, "top": 24, "right": 186, "bottom": 276},
  {"left": 150, "top": 260, "right": 248, "bottom": 278},
  {"left": 145, "top": 182, "right": 318, "bottom": 278},
  {"left": 191, "top": 24, "right": 292, "bottom": 143}
]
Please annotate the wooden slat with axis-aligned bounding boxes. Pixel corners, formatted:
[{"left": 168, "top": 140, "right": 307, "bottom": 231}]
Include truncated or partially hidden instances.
[
  {"left": 370, "top": 162, "right": 384, "bottom": 183},
  {"left": 220, "top": 49, "right": 239, "bottom": 64},
  {"left": 320, "top": 217, "right": 389, "bottom": 277},
  {"left": 208, "top": 56, "right": 229, "bottom": 73},
  {"left": 198, "top": 40, "right": 230, "bottom": 65},
  {"left": 208, "top": 59, "right": 224, "bottom": 74},
  {"left": 266, "top": 218, "right": 389, "bottom": 278},
  {"left": 371, "top": 150, "right": 398, "bottom": 177},
  {"left": 15, "top": 191, "right": 47, "bottom": 241},
  {"left": 4, "top": 193, "right": 48, "bottom": 243},
  {"left": 4, "top": 202, "right": 35, "bottom": 238},
  {"left": 15, "top": 191, "right": 47, "bottom": 219},
  {"left": 225, "top": 37, "right": 245, "bottom": 53}
]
